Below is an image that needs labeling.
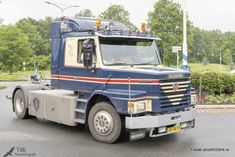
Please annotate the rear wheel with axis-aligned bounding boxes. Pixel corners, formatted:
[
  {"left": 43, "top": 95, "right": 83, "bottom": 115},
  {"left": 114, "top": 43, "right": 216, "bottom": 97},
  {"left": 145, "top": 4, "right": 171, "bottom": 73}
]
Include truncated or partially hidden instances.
[
  {"left": 88, "top": 102, "right": 122, "bottom": 143},
  {"left": 13, "top": 89, "right": 30, "bottom": 119}
]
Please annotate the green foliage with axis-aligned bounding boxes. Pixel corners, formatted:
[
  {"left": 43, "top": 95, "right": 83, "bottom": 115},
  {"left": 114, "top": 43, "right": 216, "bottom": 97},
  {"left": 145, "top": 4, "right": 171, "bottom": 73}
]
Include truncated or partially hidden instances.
[
  {"left": 26, "top": 55, "right": 51, "bottom": 70},
  {"left": 219, "top": 73, "right": 234, "bottom": 93},
  {"left": 16, "top": 19, "right": 46, "bottom": 56},
  {"left": 202, "top": 57, "right": 209, "bottom": 65},
  {"left": 191, "top": 72, "right": 202, "bottom": 89},
  {"left": 189, "top": 27, "right": 235, "bottom": 64},
  {"left": 201, "top": 72, "right": 221, "bottom": 94},
  {"left": 205, "top": 94, "right": 235, "bottom": 104},
  {"left": 0, "top": 25, "right": 32, "bottom": 74},
  {"left": 191, "top": 72, "right": 234, "bottom": 94},
  {"left": 148, "top": 0, "right": 192, "bottom": 66},
  {"left": 75, "top": 9, "right": 95, "bottom": 18},
  {"left": 0, "top": 62, "right": 5, "bottom": 71},
  {"left": 223, "top": 49, "right": 233, "bottom": 65},
  {"left": 99, "top": 4, "right": 136, "bottom": 30},
  {"left": 16, "top": 17, "right": 52, "bottom": 56}
]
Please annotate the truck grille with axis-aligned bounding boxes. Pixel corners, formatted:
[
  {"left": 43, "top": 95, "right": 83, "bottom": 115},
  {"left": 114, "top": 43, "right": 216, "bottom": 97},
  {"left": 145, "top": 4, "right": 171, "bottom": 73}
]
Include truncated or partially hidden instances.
[{"left": 159, "top": 78, "right": 190, "bottom": 108}]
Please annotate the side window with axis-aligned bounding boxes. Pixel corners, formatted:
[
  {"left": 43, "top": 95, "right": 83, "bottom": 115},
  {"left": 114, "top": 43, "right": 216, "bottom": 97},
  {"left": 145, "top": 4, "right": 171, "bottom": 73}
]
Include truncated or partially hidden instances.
[
  {"left": 64, "top": 38, "right": 78, "bottom": 67},
  {"left": 61, "top": 22, "right": 79, "bottom": 32},
  {"left": 77, "top": 39, "right": 96, "bottom": 64},
  {"left": 77, "top": 40, "right": 85, "bottom": 63},
  {"left": 64, "top": 38, "right": 96, "bottom": 67}
]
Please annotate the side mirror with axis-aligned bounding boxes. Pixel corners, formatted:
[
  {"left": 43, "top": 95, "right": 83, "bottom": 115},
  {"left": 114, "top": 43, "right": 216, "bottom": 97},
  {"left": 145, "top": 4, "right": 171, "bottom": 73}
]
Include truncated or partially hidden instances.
[{"left": 83, "top": 39, "right": 94, "bottom": 68}]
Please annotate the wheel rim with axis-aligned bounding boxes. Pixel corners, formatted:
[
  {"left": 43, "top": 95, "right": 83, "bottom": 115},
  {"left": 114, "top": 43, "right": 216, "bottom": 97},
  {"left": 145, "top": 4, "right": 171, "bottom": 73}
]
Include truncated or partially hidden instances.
[
  {"left": 94, "top": 111, "right": 113, "bottom": 136},
  {"left": 15, "top": 96, "right": 24, "bottom": 113}
]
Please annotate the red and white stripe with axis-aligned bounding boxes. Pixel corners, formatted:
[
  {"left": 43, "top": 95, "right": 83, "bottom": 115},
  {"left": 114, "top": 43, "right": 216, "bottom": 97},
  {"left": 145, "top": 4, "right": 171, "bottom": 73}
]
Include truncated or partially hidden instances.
[{"left": 51, "top": 75, "right": 159, "bottom": 85}]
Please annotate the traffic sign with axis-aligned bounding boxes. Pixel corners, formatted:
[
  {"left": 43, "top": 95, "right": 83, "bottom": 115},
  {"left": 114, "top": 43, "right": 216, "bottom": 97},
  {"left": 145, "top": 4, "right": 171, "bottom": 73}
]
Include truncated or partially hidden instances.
[
  {"left": 172, "top": 46, "right": 182, "bottom": 69},
  {"left": 172, "top": 46, "right": 182, "bottom": 53}
]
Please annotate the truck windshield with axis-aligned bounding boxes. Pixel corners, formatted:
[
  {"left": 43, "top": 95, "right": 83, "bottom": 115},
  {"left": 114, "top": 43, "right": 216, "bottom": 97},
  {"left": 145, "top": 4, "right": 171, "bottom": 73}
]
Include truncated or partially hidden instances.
[{"left": 99, "top": 37, "right": 160, "bottom": 66}]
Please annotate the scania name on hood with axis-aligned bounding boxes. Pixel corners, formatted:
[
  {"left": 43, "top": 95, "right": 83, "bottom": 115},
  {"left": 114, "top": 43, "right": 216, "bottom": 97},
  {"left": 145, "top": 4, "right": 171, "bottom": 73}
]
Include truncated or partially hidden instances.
[{"left": 168, "top": 73, "right": 185, "bottom": 79}]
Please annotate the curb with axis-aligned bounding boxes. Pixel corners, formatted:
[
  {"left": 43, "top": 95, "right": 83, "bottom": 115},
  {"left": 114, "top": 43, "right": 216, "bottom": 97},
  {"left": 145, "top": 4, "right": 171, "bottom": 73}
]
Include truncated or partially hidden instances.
[{"left": 196, "top": 105, "right": 235, "bottom": 109}]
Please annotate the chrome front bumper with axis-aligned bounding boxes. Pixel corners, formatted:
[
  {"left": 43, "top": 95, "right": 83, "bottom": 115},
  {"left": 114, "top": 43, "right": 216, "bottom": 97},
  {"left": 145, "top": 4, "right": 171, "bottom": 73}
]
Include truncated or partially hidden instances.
[{"left": 125, "top": 108, "right": 196, "bottom": 129}]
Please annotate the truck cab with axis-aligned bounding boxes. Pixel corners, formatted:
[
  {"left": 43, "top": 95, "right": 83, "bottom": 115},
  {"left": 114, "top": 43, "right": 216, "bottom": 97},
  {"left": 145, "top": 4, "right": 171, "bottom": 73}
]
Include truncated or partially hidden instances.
[{"left": 11, "top": 17, "right": 196, "bottom": 143}]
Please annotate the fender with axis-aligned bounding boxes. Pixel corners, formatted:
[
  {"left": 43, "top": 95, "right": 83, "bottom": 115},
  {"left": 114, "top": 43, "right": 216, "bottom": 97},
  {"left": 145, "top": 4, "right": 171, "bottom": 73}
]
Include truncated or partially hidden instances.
[
  {"left": 11, "top": 84, "right": 42, "bottom": 111},
  {"left": 87, "top": 89, "right": 148, "bottom": 114}
]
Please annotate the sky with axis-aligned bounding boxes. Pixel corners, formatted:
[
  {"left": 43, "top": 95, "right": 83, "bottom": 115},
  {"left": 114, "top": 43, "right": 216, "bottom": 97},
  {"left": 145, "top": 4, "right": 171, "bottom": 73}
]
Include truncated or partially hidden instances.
[{"left": 0, "top": 0, "right": 235, "bottom": 32}]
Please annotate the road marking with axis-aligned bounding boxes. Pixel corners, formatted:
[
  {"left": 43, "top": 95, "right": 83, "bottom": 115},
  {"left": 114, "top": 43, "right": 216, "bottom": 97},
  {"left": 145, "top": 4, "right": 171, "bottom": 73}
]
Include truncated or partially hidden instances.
[{"left": 197, "top": 108, "right": 235, "bottom": 113}]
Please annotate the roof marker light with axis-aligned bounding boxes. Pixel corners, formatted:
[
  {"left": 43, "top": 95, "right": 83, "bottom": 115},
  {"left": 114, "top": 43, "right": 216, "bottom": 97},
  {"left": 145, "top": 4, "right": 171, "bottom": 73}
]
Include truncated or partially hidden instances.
[
  {"left": 140, "top": 22, "right": 146, "bottom": 32},
  {"left": 96, "top": 18, "right": 101, "bottom": 29}
]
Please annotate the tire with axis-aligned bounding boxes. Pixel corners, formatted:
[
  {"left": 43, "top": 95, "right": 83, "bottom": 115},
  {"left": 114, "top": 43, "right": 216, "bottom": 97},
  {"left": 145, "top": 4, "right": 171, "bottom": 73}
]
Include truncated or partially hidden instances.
[
  {"left": 13, "top": 89, "right": 30, "bottom": 119},
  {"left": 88, "top": 102, "right": 122, "bottom": 143}
]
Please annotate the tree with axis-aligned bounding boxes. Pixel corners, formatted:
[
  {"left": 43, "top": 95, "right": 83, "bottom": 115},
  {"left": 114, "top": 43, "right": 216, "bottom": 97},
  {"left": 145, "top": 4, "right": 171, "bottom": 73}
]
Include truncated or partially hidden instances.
[
  {"left": 188, "top": 27, "right": 204, "bottom": 62},
  {"left": 16, "top": 19, "right": 46, "bottom": 56},
  {"left": 34, "top": 17, "right": 52, "bottom": 56},
  {"left": 16, "top": 17, "right": 53, "bottom": 56},
  {"left": 75, "top": 9, "right": 95, "bottom": 18},
  {"left": 99, "top": 4, "right": 136, "bottom": 30},
  {"left": 189, "top": 27, "right": 230, "bottom": 64},
  {"left": 0, "top": 25, "right": 32, "bottom": 74},
  {"left": 223, "top": 49, "right": 233, "bottom": 66},
  {"left": 148, "top": 0, "right": 192, "bottom": 65},
  {"left": 224, "top": 32, "right": 235, "bottom": 64}
]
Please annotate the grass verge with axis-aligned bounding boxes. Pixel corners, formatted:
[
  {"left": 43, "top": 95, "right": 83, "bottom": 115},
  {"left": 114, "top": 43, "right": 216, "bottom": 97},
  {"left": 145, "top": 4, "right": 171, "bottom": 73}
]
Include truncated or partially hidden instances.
[
  {"left": 189, "top": 63, "right": 229, "bottom": 73},
  {"left": 0, "top": 86, "right": 6, "bottom": 90},
  {"left": 0, "top": 70, "right": 50, "bottom": 81}
]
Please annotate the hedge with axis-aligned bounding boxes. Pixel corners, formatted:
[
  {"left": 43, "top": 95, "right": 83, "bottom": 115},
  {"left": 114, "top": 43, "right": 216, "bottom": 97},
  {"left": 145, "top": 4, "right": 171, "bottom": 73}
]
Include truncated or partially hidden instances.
[{"left": 191, "top": 72, "right": 234, "bottom": 94}]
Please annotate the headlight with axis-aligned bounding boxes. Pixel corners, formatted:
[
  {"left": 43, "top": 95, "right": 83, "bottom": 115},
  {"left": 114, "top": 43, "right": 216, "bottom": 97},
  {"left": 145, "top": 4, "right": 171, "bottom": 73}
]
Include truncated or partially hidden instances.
[
  {"left": 191, "top": 94, "right": 197, "bottom": 105},
  {"left": 128, "top": 100, "right": 152, "bottom": 114}
]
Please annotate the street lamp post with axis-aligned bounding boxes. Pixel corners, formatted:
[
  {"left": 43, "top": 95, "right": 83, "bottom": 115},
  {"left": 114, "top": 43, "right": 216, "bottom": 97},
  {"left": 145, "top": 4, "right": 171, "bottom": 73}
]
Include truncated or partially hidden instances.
[
  {"left": 0, "top": 1, "right": 3, "bottom": 25},
  {"left": 182, "top": 0, "right": 188, "bottom": 66},
  {"left": 0, "top": 17, "right": 4, "bottom": 25},
  {"left": 220, "top": 49, "right": 222, "bottom": 73},
  {"left": 44, "top": 1, "right": 79, "bottom": 16}
]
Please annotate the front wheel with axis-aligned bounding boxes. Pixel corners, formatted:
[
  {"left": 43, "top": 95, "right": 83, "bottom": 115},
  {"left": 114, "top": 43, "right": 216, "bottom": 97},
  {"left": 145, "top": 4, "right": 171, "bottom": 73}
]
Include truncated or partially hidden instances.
[
  {"left": 88, "top": 102, "right": 122, "bottom": 143},
  {"left": 13, "top": 89, "right": 30, "bottom": 119}
]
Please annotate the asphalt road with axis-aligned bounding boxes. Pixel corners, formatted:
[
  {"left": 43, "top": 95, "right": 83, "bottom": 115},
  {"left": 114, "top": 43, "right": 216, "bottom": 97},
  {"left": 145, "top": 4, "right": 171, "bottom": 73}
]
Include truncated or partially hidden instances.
[{"left": 0, "top": 82, "right": 234, "bottom": 157}]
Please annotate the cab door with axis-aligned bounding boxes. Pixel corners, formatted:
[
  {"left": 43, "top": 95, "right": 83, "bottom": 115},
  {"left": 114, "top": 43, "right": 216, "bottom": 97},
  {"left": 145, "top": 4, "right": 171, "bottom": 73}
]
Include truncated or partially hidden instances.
[{"left": 57, "top": 36, "right": 100, "bottom": 92}]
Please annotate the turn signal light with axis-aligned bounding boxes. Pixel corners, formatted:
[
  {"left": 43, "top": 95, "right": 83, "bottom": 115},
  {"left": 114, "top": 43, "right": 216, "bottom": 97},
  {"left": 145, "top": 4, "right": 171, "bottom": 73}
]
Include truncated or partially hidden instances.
[{"left": 128, "top": 103, "right": 135, "bottom": 108}]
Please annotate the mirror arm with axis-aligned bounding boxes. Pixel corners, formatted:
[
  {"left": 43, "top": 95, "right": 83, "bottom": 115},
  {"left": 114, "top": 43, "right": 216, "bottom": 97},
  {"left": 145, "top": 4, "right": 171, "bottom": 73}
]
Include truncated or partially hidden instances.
[{"left": 88, "top": 64, "right": 96, "bottom": 73}]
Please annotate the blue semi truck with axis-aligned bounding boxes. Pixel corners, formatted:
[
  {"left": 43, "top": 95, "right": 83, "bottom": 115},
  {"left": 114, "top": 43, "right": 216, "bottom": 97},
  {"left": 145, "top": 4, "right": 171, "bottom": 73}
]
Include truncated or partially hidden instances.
[{"left": 10, "top": 17, "right": 196, "bottom": 143}]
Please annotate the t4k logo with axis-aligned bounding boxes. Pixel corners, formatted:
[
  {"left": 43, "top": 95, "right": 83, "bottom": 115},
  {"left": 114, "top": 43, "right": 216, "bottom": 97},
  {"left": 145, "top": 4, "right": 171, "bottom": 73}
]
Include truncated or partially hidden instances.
[{"left": 3, "top": 147, "right": 14, "bottom": 157}]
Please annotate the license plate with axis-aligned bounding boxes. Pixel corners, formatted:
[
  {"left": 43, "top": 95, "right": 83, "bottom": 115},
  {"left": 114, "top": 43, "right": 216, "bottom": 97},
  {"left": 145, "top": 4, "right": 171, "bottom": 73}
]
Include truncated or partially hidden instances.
[{"left": 167, "top": 125, "right": 181, "bottom": 133}]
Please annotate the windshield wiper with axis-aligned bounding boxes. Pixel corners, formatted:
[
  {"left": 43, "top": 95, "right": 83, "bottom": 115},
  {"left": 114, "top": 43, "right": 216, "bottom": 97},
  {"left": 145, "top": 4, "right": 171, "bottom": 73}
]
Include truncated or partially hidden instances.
[
  {"left": 132, "top": 62, "right": 158, "bottom": 66},
  {"left": 108, "top": 62, "right": 131, "bottom": 66}
]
